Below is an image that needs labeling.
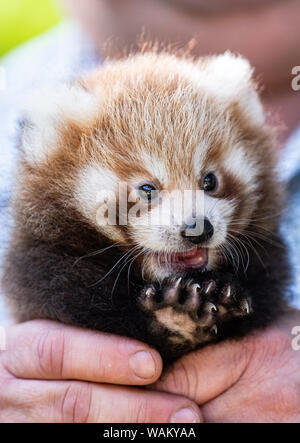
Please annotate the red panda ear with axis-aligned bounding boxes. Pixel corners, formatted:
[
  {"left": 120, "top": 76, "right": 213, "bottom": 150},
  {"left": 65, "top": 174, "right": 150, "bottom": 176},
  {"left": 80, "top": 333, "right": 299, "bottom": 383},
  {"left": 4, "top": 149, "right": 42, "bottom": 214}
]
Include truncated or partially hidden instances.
[
  {"left": 199, "top": 51, "right": 265, "bottom": 128},
  {"left": 20, "top": 84, "right": 99, "bottom": 165}
]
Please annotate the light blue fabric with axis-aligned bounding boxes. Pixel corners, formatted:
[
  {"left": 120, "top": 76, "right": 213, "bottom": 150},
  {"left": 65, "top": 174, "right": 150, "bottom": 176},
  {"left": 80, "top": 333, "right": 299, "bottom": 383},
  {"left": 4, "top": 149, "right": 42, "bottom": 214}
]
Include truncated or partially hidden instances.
[
  {"left": 281, "top": 131, "right": 300, "bottom": 307},
  {"left": 0, "top": 21, "right": 299, "bottom": 324}
]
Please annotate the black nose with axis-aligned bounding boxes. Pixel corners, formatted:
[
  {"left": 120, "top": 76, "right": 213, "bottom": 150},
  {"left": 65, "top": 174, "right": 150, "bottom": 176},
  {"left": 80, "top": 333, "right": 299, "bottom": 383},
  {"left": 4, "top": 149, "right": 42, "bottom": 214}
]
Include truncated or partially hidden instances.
[{"left": 181, "top": 218, "right": 214, "bottom": 245}]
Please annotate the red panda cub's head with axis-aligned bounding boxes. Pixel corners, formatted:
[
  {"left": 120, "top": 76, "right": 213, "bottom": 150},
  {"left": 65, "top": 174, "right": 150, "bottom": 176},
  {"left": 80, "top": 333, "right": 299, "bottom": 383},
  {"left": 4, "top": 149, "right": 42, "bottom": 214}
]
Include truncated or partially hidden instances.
[{"left": 19, "top": 52, "right": 282, "bottom": 282}]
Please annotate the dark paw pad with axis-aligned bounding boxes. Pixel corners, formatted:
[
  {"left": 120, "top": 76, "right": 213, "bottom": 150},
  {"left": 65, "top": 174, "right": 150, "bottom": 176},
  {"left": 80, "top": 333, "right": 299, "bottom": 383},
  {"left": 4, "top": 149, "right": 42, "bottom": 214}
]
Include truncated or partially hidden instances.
[
  {"left": 139, "top": 276, "right": 252, "bottom": 346},
  {"left": 140, "top": 278, "right": 218, "bottom": 344}
]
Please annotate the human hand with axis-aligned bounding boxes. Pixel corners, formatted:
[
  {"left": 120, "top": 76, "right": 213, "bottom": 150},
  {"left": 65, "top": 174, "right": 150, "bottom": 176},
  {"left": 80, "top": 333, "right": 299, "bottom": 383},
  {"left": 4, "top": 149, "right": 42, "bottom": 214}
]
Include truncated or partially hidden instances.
[
  {"left": 154, "top": 309, "right": 300, "bottom": 422},
  {"left": 0, "top": 320, "right": 202, "bottom": 423}
]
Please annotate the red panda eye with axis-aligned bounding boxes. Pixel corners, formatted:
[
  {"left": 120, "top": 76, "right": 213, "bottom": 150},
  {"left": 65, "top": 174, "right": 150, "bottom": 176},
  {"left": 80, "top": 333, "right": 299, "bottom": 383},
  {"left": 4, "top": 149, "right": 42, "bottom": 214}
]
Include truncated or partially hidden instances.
[
  {"left": 138, "top": 184, "right": 159, "bottom": 202},
  {"left": 203, "top": 173, "right": 218, "bottom": 192}
]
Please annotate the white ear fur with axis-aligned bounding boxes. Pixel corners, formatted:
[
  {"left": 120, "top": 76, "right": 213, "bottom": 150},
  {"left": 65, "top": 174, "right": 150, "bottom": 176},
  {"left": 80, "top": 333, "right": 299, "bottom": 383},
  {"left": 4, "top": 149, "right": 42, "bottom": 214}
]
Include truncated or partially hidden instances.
[
  {"left": 203, "top": 52, "right": 265, "bottom": 126},
  {"left": 21, "top": 84, "right": 99, "bottom": 165}
]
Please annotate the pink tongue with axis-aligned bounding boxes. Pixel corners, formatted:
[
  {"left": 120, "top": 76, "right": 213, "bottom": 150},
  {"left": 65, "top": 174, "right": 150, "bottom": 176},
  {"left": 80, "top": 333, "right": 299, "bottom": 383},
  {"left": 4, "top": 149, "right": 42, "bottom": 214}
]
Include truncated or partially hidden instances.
[
  {"left": 178, "top": 249, "right": 207, "bottom": 267},
  {"left": 179, "top": 253, "right": 206, "bottom": 266}
]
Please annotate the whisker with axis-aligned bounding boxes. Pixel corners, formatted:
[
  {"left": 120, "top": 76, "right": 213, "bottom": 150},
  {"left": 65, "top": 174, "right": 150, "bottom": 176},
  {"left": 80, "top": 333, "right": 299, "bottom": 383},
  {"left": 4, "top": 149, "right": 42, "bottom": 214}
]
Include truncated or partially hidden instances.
[
  {"left": 88, "top": 246, "right": 138, "bottom": 287},
  {"left": 73, "top": 242, "right": 124, "bottom": 267},
  {"left": 227, "top": 231, "right": 267, "bottom": 270},
  {"left": 226, "top": 233, "right": 250, "bottom": 273},
  {"left": 226, "top": 235, "right": 242, "bottom": 273},
  {"left": 110, "top": 246, "right": 141, "bottom": 297}
]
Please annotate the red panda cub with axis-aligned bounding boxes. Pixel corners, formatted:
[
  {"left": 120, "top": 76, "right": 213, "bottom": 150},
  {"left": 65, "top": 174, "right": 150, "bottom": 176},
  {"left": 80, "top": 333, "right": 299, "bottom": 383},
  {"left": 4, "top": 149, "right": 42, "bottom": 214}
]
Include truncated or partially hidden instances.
[{"left": 3, "top": 51, "right": 290, "bottom": 364}]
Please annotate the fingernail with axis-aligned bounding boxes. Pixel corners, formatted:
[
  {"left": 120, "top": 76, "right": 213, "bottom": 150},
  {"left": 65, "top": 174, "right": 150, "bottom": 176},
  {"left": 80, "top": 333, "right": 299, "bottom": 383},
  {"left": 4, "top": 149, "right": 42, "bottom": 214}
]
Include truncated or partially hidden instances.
[
  {"left": 129, "top": 351, "right": 156, "bottom": 379},
  {"left": 170, "top": 408, "right": 201, "bottom": 423}
]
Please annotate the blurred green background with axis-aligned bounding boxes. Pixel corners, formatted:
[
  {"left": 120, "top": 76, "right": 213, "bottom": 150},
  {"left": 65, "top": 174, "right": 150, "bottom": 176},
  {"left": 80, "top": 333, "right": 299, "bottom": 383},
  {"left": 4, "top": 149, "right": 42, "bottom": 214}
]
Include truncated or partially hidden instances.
[{"left": 0, "top": 0, "right": 62, "bottom": 57}]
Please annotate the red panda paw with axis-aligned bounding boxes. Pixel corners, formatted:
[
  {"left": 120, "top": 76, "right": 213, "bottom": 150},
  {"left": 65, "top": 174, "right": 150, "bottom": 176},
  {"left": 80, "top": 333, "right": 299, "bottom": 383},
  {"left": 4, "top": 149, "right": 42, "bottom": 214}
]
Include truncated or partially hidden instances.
[{"left": 139, "top": 276, "right": 253, "bottom": 346}]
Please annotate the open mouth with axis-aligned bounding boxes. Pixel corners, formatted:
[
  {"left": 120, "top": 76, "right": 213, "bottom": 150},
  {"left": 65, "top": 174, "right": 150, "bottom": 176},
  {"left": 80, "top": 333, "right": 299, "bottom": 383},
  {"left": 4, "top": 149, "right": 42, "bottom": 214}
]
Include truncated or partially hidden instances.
[{"left": 160, "top": 247, "right": 208, "bottom": 270}]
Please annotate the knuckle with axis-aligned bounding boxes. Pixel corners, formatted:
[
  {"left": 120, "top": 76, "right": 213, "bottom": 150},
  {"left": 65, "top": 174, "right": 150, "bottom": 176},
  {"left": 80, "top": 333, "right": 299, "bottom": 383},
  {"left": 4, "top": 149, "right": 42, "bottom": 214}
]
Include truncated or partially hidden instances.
[
  {"left": 131, "top": 399, "right": 153, "bottom": 423},
  {"left": 166, "top": 358, "right": 197, "bottom": 398},
  {"left": 60, "top": 382, "right": 93, "bottom": 423},
  {"left": 35, "top": 329, "right": 66, "bottom": 378}
]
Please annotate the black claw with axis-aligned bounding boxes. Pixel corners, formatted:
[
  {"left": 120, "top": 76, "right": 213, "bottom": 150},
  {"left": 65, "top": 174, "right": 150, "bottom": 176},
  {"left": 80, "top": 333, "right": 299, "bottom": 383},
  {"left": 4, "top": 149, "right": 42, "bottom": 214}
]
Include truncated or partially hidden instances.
[
  {"left": 204, "top": 302, "right": 218, "bottom": 313},
  {"left": 210, "top": 324, "right": 218, "bottom": 335},
  {"left": 145, "top": 287, "right": 155, "bottom": 298},
  {"left": 203, "top": 280, "right": 216, "bottom": 295},
  {"left": 139, "top": 274, "right": 253, "bottom": 348},
  {"left": 240, "top": 299, "right": 252, "bottom": 315},
  {"left": 184, "top": 283, "right": 200, "bottom": 309},
  {"left": 222, "top": 284, "right": 232, "bottom": 299},
  {"left": 174, "top": 277, "right": 182, "bottom": 288}
]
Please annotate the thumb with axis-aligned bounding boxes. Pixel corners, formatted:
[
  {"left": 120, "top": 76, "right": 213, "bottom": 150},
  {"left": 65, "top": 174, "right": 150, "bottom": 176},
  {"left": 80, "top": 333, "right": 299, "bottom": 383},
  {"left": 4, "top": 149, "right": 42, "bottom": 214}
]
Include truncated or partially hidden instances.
[{"left": 153, "top": 337, "right": 253, "bottom": 405}]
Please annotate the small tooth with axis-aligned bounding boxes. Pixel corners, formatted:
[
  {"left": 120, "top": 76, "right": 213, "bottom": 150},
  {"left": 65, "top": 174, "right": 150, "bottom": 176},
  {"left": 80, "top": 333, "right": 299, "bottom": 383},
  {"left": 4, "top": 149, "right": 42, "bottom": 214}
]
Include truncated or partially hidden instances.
[{"left": 211, "top": 325, "right": 218, "bottom": 335}]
